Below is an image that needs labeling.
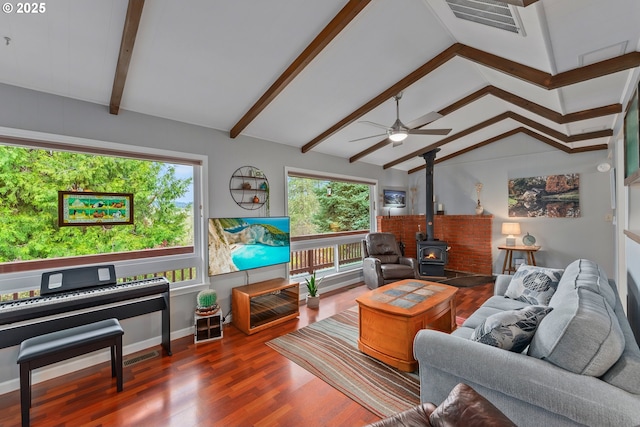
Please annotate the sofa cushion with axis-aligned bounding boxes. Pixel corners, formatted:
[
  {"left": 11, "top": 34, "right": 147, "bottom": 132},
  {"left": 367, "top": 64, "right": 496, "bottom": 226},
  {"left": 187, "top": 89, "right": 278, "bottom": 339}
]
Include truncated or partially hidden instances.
[
  {"left": 461, "top": 306, "right": 506, "bottom": 330},
  {"left": 471, "top": 305, "right": 553, "bottom": 353},
  {"left": 505, "top": 265, "right": 563, "bottom": 305},
  {"left": 529, "top": 287, "right": 625, "bottom": 376},
  {"left": 560, "top": 259, "right": 616, "bottom": 308},
  {"left": 374, "top": 254, "right": 400, "bottom": 264},
  {"left": 482, "top": 295, "right": 531, "bottom": 312},
  {"left": 380, "top": 263, "right": 414, "bottom": 279}
]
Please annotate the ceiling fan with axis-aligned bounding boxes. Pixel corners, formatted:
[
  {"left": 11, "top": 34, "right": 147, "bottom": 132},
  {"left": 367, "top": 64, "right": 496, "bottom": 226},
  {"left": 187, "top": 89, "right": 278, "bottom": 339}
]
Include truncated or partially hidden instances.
[{"left": 350, "top": 92, "right": 451, "bottom": 147}]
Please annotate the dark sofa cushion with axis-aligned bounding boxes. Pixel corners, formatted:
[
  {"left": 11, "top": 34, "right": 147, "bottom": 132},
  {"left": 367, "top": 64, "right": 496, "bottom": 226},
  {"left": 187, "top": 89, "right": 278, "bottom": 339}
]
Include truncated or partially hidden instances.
[{"left": 471, "top": 305, "right": 553, "bottom": 353}]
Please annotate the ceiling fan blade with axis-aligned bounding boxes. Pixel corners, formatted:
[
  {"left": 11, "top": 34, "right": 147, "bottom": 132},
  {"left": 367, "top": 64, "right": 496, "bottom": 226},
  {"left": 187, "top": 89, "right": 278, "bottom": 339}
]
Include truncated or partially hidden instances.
[
  {"left": 358, "top": 120, "right": 390, "bottom": 130},
  {"left": 408, "top": 128, "right": 452, "bottom": 136},
  {"left": 349, "top": 133, "right": 388, "bottom": 142},
  {"left": 406, "top": 111, "right": 443, "bottom": 129},
  {"left": 392, "top": 140, "right": 403, "bottom": 148}
]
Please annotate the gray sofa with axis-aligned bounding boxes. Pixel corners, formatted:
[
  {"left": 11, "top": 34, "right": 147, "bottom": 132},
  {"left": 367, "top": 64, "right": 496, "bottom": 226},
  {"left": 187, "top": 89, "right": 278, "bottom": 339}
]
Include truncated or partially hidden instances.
[{"left": 414, "top": 259, "right": 640, "bottom": 426}]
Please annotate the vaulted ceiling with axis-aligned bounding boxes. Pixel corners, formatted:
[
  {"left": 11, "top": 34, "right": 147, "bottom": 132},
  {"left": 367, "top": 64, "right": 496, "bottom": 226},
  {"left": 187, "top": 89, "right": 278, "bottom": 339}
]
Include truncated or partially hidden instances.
[{"left": 1, "top": 0, "right": 639, "bottom": 173}]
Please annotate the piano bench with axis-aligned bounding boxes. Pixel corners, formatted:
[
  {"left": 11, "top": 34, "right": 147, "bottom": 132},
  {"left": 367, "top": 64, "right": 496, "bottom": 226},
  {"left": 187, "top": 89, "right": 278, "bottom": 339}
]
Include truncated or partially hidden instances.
[{"left": 16, "top": 318, "right": 124, "bottom": 427}]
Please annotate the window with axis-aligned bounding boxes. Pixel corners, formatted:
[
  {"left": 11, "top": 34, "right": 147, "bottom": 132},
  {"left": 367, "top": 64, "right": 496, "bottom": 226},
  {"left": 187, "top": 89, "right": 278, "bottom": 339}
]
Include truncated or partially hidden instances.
[
  {"left": 0, "top": 138, "right": 204, "bottom": 296},
  {"left": 286, "top": 168, "right": 375, "bottom": 277}
]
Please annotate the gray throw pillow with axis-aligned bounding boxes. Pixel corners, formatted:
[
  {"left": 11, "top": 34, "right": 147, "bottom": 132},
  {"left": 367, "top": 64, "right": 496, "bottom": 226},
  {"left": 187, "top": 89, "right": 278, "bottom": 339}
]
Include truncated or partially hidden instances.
[
  {"left": 505, "top": 265, "right": 563, "bottom": 305},
  {"left": 471, "top": 305, "right": 553, "bottom": 353}
]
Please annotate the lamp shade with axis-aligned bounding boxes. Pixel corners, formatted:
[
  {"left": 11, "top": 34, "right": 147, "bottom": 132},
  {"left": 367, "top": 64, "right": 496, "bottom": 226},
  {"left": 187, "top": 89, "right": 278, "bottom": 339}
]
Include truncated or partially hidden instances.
[
  {"left": 501, "top": 222, "right": 520, "bottom": 246},
  {"left": 501, "top": 222, "right": 521, "bottom": 235}
]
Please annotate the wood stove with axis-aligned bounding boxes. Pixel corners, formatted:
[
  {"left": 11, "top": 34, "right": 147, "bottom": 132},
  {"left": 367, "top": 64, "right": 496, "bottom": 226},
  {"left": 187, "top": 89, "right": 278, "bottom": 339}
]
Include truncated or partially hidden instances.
[
  {"left": 416, "top": 148, "right": 448, "bottom": 277},
  {"left": 418, "top": 241, "right": 448, "bottom": 276}
]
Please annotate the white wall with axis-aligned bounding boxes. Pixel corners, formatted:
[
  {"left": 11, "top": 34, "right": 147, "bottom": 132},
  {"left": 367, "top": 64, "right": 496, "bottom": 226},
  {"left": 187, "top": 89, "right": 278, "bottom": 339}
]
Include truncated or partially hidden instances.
[
  {"left": 0, "top": 82, "right": 405, "bottom": 391},
  {"left": 410, "top": 134, "right": 615, "bottom": 276}
]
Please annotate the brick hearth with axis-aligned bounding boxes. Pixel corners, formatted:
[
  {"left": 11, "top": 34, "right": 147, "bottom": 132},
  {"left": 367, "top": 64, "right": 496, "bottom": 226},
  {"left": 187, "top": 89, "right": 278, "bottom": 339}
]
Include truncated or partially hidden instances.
[{"left": 377, "top": 214, "right": 493, "bottom": 275}]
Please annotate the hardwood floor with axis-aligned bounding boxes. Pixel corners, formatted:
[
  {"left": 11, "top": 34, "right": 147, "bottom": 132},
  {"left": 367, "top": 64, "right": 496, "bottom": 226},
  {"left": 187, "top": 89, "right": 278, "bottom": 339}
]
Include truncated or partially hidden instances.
[{"left": 0, "top": 282, "right": 493, "bottom": 427}]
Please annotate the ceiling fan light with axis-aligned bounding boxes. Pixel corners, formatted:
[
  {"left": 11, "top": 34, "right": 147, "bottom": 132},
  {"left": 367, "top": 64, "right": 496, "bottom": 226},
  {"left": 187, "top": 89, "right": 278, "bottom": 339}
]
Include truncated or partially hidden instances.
[{"left": 389, "top": 130, "right": 408, "bottom": 142}]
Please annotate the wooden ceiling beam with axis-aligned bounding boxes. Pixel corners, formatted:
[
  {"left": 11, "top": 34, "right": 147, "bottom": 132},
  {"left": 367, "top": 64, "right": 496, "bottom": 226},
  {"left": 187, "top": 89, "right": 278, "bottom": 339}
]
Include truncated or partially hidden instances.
[
  {"left": 549, "top": 52, "right": 640, "bottom": 89},
  {"left": 229, "top": 0, "right": 371, "bottom": 139},
  {"left": 348, "top": 86, "right": 494, "bottom": 162},
  {"left": 301, "top": 43, "right": 463, "bottom": 153},
  {"left": 109, "top": 0, "right": 145, "bottom": 115},
  {"left": 383, "top": 111, "right": 612, "bottom": 169},
  {"left": 486, "top": 86, "right": 622, "bottom": 123},
  {"left": 407, "top": 127, "right": 607, "bottom": 174},
  {"left": 349, "top": 85, "right": 620, "bottom": 163},
  {"left": 385, "top": 113, "right": 511, "bottom": 169},
  {"left": 509, "top": 111, "right": 613, "bottom": 142},
  {"left": 408, "top": 128, "right": 524, "bottom": 174},
  {"left": 456, "top": 45, "right": 551, "bottom": 88},
  {"left": 307, "top": 43, "right": 637, "bottom": 153}
]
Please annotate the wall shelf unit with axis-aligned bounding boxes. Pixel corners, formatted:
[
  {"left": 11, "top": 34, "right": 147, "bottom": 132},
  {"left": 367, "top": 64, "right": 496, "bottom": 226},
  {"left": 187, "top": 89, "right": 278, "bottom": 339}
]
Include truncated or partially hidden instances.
[{"left": 229, "top": 166, "right": 269, "bottom": 210}]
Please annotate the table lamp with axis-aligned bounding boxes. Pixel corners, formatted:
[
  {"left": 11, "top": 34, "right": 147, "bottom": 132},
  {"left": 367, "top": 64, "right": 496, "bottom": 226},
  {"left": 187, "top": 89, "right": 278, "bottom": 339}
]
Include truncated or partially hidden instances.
[{"left": 501, "top": 222, "right": 520, "bottom": 246}]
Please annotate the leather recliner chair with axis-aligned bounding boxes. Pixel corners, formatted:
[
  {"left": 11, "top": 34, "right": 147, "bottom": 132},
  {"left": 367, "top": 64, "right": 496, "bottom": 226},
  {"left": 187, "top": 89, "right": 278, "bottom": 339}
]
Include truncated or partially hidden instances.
[{"left": 362, "top": 232, "right": 419, "bottom": 289}]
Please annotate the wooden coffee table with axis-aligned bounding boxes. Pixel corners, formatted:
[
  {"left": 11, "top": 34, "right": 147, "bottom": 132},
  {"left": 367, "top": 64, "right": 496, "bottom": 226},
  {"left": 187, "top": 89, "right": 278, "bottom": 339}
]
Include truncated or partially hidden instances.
[{"left": 356, "top": 279, "right": 457, "bottom": 372}]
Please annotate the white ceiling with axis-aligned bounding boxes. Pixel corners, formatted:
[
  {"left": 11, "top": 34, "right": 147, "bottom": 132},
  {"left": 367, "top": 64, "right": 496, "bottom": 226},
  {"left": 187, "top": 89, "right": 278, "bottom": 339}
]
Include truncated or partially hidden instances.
[{"left": 1, "top": 0, "right": 639, "bottom": 172}]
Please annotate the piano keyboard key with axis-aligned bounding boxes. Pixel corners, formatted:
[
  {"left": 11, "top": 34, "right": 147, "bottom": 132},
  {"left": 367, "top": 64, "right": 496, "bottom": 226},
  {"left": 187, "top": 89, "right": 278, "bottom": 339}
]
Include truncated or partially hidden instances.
[{"left": 0, "top": 277, "right": 168, "bottom": 314}]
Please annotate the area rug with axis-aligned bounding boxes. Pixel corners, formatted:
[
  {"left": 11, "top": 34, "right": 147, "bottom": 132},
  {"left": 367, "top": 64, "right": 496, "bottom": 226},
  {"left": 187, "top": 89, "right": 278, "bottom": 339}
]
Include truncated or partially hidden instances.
[{"left": 266, "top": 307, "right": 420, "bottom": 418}]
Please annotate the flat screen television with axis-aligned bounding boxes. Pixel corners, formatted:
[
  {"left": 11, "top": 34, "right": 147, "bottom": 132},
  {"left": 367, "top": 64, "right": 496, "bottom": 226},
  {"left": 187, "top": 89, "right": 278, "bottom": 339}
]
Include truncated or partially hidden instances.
[{"left": 208, "top": 217, "right": 290, "bottom": 276}]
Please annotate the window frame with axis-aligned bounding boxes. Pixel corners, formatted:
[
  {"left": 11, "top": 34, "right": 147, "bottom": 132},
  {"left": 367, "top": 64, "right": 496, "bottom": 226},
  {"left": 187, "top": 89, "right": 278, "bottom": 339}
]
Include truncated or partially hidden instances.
[
  {"left": 0, "top": 129, "right": 207, "bottom": 292},
  {"left": 285, "top": 166, "right": 377, "bottom": 235},
  {"left": 285, "top": 167, "right": 377, "bottom": 279}
]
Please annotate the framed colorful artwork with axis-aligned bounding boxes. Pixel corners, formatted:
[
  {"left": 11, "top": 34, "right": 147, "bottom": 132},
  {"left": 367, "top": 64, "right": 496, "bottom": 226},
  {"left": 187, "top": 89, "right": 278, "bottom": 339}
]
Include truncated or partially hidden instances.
[{"left": 58, "top": 191, "right": 134, "bottom": 226}]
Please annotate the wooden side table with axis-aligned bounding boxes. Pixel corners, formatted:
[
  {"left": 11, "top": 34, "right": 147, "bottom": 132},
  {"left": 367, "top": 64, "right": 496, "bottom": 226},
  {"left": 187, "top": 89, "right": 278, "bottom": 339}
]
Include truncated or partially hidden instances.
[{"left": 498, "top": 245, "right": 541, "bottom": 274}]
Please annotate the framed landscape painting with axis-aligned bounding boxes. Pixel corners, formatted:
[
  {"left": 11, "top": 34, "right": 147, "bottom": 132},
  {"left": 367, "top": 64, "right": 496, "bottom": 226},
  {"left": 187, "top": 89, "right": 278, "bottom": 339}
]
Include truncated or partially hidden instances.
[
  {"left": 58, "top": 191, "right": 134, "bottom": 226},
  {"left": 383, "top": 189, "right": 406, "bottom": 208},
  {"left": 508, "top": 174, "right": 580, "bottom": 218}
]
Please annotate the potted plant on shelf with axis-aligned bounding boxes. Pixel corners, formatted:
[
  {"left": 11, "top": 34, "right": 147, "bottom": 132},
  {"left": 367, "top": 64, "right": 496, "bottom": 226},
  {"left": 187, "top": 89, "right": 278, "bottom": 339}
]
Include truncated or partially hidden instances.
[
  {"left": 195, "top": 289, "right": 218, "bottom": 315},
  {"left": 305, "top": 271, "right": 322, "bottom": 309}
]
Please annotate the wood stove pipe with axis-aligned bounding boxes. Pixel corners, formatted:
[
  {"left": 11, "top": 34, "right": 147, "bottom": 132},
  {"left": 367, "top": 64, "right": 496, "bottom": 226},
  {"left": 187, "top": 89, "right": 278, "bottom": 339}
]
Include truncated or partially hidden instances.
[{"left": 420, "top": 149, "right": 440, "bottom": 241}]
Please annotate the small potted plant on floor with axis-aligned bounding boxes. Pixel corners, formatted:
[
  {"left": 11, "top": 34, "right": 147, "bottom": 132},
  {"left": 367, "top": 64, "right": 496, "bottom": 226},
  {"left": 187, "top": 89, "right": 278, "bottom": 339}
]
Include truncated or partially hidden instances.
[{"left": 305, "top": 271, "right": 322, "bottom": 309}]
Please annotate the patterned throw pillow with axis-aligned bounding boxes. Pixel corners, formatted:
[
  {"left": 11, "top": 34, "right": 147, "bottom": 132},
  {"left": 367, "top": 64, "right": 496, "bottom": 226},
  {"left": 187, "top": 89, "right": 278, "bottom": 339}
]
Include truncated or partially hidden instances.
[
  {"left": 505, "top": 265, "right": 564, "bottom": 305},
  {"left": 471, "top": 306, "right": 553, "bottom": 353}
]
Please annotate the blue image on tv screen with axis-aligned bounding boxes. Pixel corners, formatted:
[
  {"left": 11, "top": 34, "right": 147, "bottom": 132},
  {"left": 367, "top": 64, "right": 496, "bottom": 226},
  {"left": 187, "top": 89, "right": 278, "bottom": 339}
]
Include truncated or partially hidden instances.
[{"left": 208, "top": 217, "right": 291, "bottom": 276}]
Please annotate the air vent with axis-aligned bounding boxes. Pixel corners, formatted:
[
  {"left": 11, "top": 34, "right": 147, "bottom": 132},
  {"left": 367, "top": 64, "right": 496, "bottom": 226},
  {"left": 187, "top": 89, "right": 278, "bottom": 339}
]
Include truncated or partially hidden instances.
[
  {"left": 123, "top": 350, "right": 159, "bottom": 367},
  {"left": 446, "top": 0, "right": 523, "bottom": 34}
]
